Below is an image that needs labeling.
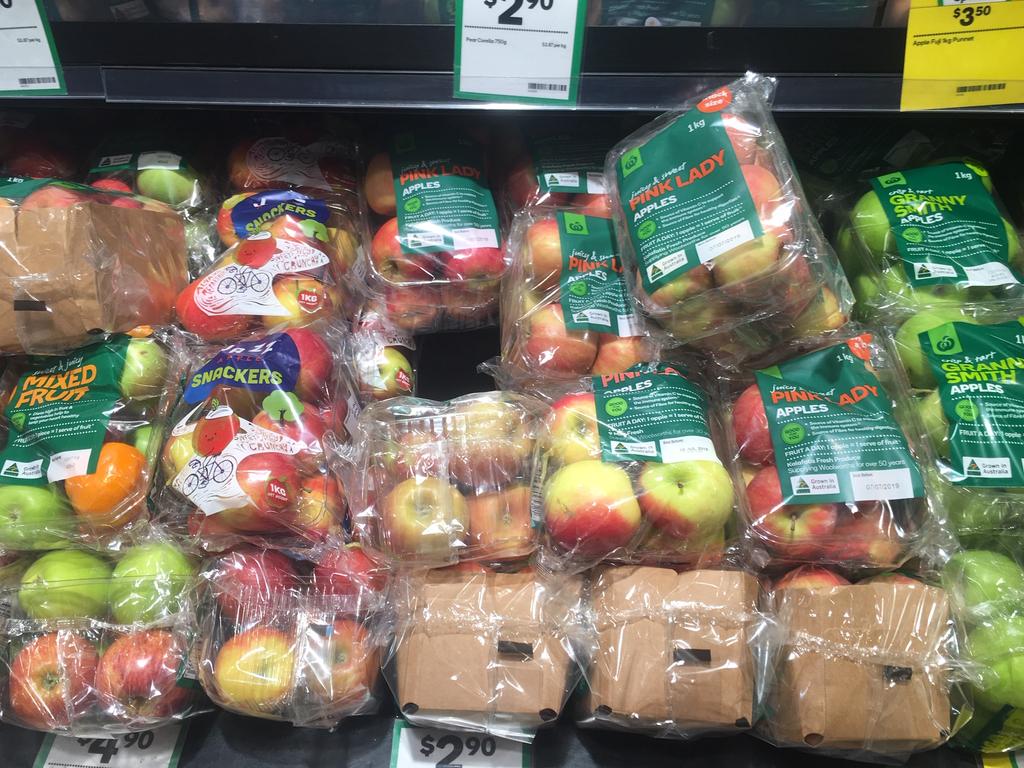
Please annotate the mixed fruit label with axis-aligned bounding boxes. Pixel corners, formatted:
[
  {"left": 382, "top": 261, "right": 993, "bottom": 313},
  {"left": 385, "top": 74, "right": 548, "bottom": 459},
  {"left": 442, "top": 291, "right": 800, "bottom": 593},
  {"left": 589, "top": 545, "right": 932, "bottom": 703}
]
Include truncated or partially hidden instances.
[
  {"left": 615, "top": 89, "right": 762, "bottom": 294},
  {"left": 391, "top": 132, "right": 500, "bottom": 255},
  {"left": 598, "top": 0, "right": 720, "bottom": 26},
  {"left": 531, "top": 134, "right": 607, "bottom": 194},
  {"left": 557, "top": 211, "right": 641, "bottom": 336},
  {"left": 192, "top": 235, "right": 331, "bottom": 318},
  {"left": 753, "top": 336, "right": 924, "bottom": 505},
  {"left": 243, "top": 137, "right": 350, "bottom": 192},
  {"left": 227, "top": 190, "right": 331, "bottom": 241},
  {"left": 183, "top": 333, "right": 301, "bottom": 405},
  {"left": 592, "top": 363, "right": 718, "bottom": 464},
  {"left": 0, "top": 337, "right": 128, "bottom": 485},
  {"left": 921, "top": 319, "right": 1024, "bottom": 488},
  {"left": 869, "top": 163, "right": 1019, "bottom": 288}
]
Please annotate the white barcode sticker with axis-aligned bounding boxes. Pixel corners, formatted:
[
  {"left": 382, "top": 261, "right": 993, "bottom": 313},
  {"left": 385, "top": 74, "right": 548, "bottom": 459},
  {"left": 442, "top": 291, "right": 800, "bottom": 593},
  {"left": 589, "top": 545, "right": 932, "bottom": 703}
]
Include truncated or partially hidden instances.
[{"left": 0, "top": 0, "right": 65, "bottom": 96}]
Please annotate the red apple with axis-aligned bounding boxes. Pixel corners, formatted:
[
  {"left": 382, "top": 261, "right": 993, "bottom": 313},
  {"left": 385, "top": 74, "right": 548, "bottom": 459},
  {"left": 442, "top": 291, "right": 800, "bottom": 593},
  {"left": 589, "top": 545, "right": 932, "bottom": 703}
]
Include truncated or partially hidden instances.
[
  {"left": 95, "top": 629, "right": 190, "bottom": 720},
  {"left": 20, "top": 185, "right": 90, "bottom": 210},
  {"left": 209, "top": 546, "right": 299, "bottom": 622},
  {"left": 576, "top": 193, "right": 612, "bottom": 219},
  {"left": 284, "top": 327, "right": 333, "bottom": 403},
  {"left": 263, "top": 276, "right": 338, "bottom": 330},
  {"left": 525, "top": 217, "right": 563, "bottom": 289},
  {"left": 233, "top": 453, "right": 303, "bottom": 527},
  {"left": 312, "top": 543, "right": 386, "bottom": 597},
  {"left": 445, "top": 398, "right": 533, "bottom": 489},
  {"left": 91, "top": 177, "right": 134, "bottom": 194},
  {"left": 467, "top": 485, "right": 534, "bottom": 560},
  {"left": 742, "top": 164, "right": 783, "bottom": 215},
  {"left": 645, "top": 266, "right": 714, "bottom": 310},
  {"left": 746, "top": 465, "right": 839, "bottom": 560},
  {"left": 381, "top": 477, "right": 469, "bottom": 559},
  {"left": 824, "top": 504, "right": 905, "bottom": 567},
  {"left": 4, "top": 137, "right": 76, "bottom": 179},
  {"left": 591, "top": 335, "right": 654, "bottom": 376},
  {"left": 732, "top": 384, "right": 774, "bottom": 466},
  {"left": 544, "top": 460, "right": 641, "bottom": 557},
  {"left": 293, "top": 474, "right": 344, "bottom": 540},
  {"left": 442, "top": 247, "right": 505, "bottom": 281},
  {"left": 252, "top": 399, "right": 326, "bottom": 450},
  {"left": 309, "top": 619, "right": 378, "bottom": 710},
  {"left": 193, "top": 409, "right": 242, "bottom": 457},
  {"left": 775, "top": 566, "right": 850, "bottom": 590},
  {"left": 9, "top": 632, "right": 99, "bottom": 729},
  {"left": 370, "top": 218, "right": 441, "bottom": 281},
  {"left": 523, "top": 304, "right": 598, "bottom": 374},
  {"left": 175, "top": 280, "right": 252, "bottom": 341}
]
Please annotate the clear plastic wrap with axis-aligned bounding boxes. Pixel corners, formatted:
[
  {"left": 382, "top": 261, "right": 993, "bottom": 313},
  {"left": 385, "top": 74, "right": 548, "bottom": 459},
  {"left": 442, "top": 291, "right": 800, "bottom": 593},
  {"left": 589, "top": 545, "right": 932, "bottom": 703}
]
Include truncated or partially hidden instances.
[
  {"left": 196, "top": 546, "right": 386, "bottom": 727},
  {"left": 585, "top": 0, "right": 749, "bottom": 26},
  {"left": 498, "top": 206, "right": 659, "bottom": 386},
  {"left": 531, "top": 363, "right": 739, "bottom": 573},
  {"left": 347, "top": 305, "right": 418, "bottom": 404},
  {"left": 605, "top": 73, "right": 852, "bottom": 362},
  {"left": 361, "top": 131, "right": 505, "bottom": 332},
  {"left": 722, "top": 328, "right": 936, "bottom": 574},
  {"left": 757, "top": 577, "right": 969, "bottom": 763},
  {"left": 0, "top": 176, "right": 189, "bottom": 353},
  {"left": 383, "top": 564, "right": 583, "bottom": 743},
  {"left": 0, "top": 328, "right": 182, "bottom": 551},
  {"left": 577, "top": 565, "right": 765, "bottom": 740},
  {"left": 0, "top": 118, "right": 78, "bottom": 180},
  {"left": 153, "top": 323, "right": 358, "bottom": 552},
  {"left": 351, "top": 392, "right": 546, "bottom": 567},
  {"left": 0, "top": 540, "right": 207, "bottom": 735}
]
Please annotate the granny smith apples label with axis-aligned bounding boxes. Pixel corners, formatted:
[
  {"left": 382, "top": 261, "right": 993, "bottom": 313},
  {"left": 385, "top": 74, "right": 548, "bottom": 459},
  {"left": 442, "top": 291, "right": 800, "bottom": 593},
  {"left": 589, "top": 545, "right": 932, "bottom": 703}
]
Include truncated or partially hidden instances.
[
  {"left": 228, "top": 190, "right": 330, "bottom": 241},
  {"left": 391, "top": 133, "right": 499, "bottom": 255},
  {"left": 615, "top": 92, "right": 761, "bottom": 295},
  {"left": 869, "top": 163, "right": 1020, "bottom": 288},
  {"left": 0, "top": 337, "right": 128, "bottom": 485},
  {"left": 921, "top": 320, "right": 1024, "bottom": 488},
  {"left": 557, "top": 212, "right": 640, "bottom": 336},
  {"left": 754, "top": 337, "right": 924, "bottom": 505},
  {"left": 531, "top": 135, "right": 606, "bottom": 195},
  {"left": 593, "top": 363, "right": 719, "bottom": 464},
  {"left": 184, "top": 334, "right": 300, "bottom": 404},
  {"left": 599, "top": 0, "right": 718, "bottom": 25}
]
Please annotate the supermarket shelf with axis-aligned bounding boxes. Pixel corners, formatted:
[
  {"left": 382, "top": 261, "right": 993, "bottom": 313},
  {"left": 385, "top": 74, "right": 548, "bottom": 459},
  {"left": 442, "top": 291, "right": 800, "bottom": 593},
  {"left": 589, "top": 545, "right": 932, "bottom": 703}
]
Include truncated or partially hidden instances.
[{"left": 4, "top": 22, "right": 1009, "bottom": 112}]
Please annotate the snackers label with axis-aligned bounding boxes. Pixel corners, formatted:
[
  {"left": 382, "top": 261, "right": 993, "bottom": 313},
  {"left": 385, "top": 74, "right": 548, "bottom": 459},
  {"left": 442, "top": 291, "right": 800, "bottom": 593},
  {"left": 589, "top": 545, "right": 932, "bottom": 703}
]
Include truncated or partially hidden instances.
[
  {"left": 184, "top": 333, "right": 300, "bottom": 404},
  {"left": 244, "top": 138, "right": 352, "bottom": 192},
  {"left": 593, "top": 363, "right": 718, "bottom": 464},
  {"left": 228, "top": 189, "right": 331, "bottom": 240},
  {"left": 0, "top": 336, "right": 128, "bottom": 485},
  {"left": 754, "top": 335, "right": 924, "bottom": 505},
  {"left": 869, "top": 163, "right": 1020, "bottom": 289},
  {"left": 615, "top": 89, "right": 762, "bottom": 294},
  {"left": 599, "top": 0, "right": 719, "bottom": 26},
  {"left": 557, "top": 212, "right": 640, "bottom": 336},
  {"left": 921, "top": 319, "right": 1024, "bottom": 488},
  {"left": 391, "top": 133, "right": 500, "bottom": 255},
  {"left": 531, "top": 134, "right": 607, "bottom": 195}
]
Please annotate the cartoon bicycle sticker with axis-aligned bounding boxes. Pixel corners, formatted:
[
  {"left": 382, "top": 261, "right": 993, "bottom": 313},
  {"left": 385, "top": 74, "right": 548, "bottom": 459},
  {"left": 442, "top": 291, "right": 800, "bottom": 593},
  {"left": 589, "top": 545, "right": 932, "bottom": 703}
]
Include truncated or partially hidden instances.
[
  {"left": 216, "top": 265, "right": 272, "bottom": 296},
  {"left": 181, "top": 454, "right": 237, "bottom": 496}
]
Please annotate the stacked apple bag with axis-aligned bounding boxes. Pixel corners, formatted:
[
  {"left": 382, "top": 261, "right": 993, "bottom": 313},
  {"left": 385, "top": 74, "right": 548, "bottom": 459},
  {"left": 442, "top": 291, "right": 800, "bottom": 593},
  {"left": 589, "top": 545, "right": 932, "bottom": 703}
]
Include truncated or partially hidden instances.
[
  {"left": 605, "top": 74, "right": 852, "bottom": 366},
  {"left": 0, "top": 538, "right": 207, "bottom": 734}
]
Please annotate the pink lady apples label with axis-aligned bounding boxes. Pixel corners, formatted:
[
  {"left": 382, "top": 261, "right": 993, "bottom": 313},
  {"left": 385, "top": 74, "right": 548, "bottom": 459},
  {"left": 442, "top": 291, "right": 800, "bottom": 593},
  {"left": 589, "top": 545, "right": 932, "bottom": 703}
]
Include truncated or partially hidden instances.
[
  {"left": 869, "top": 163, "right": 1021, "bottom": 288},
  {"left": 391, "top": 132, "right": 500, "bottom": 255},
  {"left": 615, "top": 94, "right": 761, "bottom": 295},
  {"left": 0, "top": 337, "right": 128, "bottom": 484},
  {"left": 531, "top": 134, "right": 607, "bottom": 195},
  {"left": 920, "top": 319, "right": 1024, "bottom": 488},
  {"left": 557, "top": 212, "right": 640, "bottom": 336},
  {"left": 593, "top": 363, "right": 718, "bottom": 463},
  {"left": 754, "top": 337, "right": 924, "bottom": 505}
]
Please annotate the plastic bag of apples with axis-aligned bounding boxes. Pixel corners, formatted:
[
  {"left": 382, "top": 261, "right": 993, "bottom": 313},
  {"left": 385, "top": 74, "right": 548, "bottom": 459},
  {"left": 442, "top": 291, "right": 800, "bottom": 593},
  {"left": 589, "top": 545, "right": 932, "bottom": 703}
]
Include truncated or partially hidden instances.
[
  {"left": 350, "top": 392, "right": 547, "bottom": 568},
  {"left": 723, "top": 328, "right": 938, "bottom": 575},
  {"left": 525, "top": 362, "right": 739, "bottom": 574},
  {"left": 0, "top": 328, "right": 183, "bottom": 552},
  {"left": 604, "top": 73, "right": 852, "bottom": 366},
  {"left": 153, "top": 321, "right": 359, "bottom": 552},
  {"left": 0, "top": 538, "right": 208, "bottom": 735},
  {"left": 361, "top": 129, "right": 506, "bottom": 333},
  {"left": 498, "top": 205, "right": 661, "bottom": 386},
  {"left": 196, "top": 544, "right": 387, "bottom": 727}
]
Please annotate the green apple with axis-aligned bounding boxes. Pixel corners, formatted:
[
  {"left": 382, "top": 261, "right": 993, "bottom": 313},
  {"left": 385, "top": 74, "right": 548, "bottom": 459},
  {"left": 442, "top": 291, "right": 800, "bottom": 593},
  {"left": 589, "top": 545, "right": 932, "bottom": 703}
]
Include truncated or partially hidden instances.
[
  {"left": 1007, "top": 218, "right": 1023, "bottom": 273},
  {"left": 19, "top": 550, "right": 111, "bottom": 619},
  {"left": 118, "top": 337, "right": 168, "bottom": 401},
  {"left": 851, "top": 190, "right": 894, "bottom": 261},
  {"left": 0, "top": 485, "right": 73, "bottom": 550},
  {"left": 161, "top": 431, "right": 197, "bottom": 479},
  {"left": 916, "top": 390, "right": 949, "bottom": 459},
  {"left": 637, "top": 460, "right": 734, "bottom": 541},
  {"left": 895, "top": 305, "right": 975, "bottom": 388},
  {"left": 943, "top": 550, "right": 1024, "bottom": 615},
  {"left": 136, "top": 165, "right": 199, "bottom": 207},
  {"left": 969, "top": 615, "right": 1024, "bottom": 710},
  {"left": 833, "top": 222, "right": 862, "bottom": 278},
  {"left": 133, "top": 424, "right": 156, "bottom": 457},
  {"left": 109, "top": 541, "right": 195, "bottom": 624}
]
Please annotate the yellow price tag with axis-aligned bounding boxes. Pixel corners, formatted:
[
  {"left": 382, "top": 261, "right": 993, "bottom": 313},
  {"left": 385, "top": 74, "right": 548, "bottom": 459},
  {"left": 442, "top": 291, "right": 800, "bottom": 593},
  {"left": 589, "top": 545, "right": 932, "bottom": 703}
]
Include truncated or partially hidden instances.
[
  {"left": 901, "top": 0, "right": 1024, "bottom": 110},
  {"left": 981, "top": 753, "right": 1023, "bottom": 768}
]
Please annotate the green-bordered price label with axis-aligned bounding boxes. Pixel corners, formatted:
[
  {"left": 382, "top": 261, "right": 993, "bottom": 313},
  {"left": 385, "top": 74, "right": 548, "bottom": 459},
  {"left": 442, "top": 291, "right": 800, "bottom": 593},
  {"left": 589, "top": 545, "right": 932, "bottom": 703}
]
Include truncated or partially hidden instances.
[
  {"left": 0, "top": 0, "right": 65, "bottom": 97},
  {"left": 34, "top": 724, "right": 189, "bottom": 768},
  {"left": 754, "top": 335, "right": 924, "bottom": 505},
  {"left": 921, "top": 319, "right": 1024, "bottom": 488},
  {"left": 454, "top": 0, "right": 585, "bottom": 105},
  {"left": 390, "top": 720, "right": 530, "bottom": 768},
  {"left": 593, "top": 363, "right": 719, "bottom": 464}
]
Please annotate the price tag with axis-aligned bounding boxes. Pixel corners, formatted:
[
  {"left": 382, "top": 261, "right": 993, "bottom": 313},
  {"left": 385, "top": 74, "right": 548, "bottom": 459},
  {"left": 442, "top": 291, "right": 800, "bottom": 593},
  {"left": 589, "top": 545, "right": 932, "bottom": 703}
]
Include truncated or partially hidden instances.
[
  {"left": 901, "top": 0, "right": 1024, "bottom": 111},
  {"left": 390, "top": 720, "right": 530, "bottom": 768},
  {"left": 453, "top": 0, "right": 585, "bottom": 105},
  {"left": 35, "top": 724, "right": 188, "bottom": 768},
  {"left": 0, "top": 0, "right": 65, "bottom": 96}
]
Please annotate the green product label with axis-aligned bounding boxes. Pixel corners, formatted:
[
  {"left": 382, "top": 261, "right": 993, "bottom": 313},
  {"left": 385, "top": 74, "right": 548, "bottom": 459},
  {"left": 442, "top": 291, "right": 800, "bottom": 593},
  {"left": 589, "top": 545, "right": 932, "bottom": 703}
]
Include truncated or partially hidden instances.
[
  {"left": 921, "top": 319, "right": 1024, "bottom": 488},
  {"left": 0, "top": 337, "right": 129, "bottom": 486},
  {"left": 593, "top": 363, "right": 719, "bottom": 464},
  {"left": 615, "top": 102, "right": 762, "bottom": 294},
  {"left": 754, "top": 337, "right": 924, "bottom": 505},
  {"left": 870, "top": 163, "right": 1019, "bottom": 288},
  {"left": 599, "top": 0, "right": 717, "bottom": 25},
  {"left": 557, "top": 211, "right": 639, "bottom": 336},
  {"left": 530, "top": 135, "right": 607, "bottom": 194},
  {"left": 0, "top": 177, "right": 94, "bottom": 201},
  {"left": 391, "top": 132, "right": 500, "bottom": 255}
]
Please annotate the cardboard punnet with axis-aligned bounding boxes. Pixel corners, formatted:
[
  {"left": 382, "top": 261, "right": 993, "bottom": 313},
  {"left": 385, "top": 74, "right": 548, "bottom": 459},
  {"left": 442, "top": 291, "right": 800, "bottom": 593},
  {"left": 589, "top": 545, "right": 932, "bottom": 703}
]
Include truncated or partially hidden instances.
[
  {"left": 0, "top": 199, "right": 187, "bottom": 352},
  {"left": 583, "top": 567, "right": 760, "bottom": 736},
  {"left": 394, "top": 568, "right": 580, "bottom": 736},
  {"left": 764, "top": 582, "right": 953, "bottom": 755}
]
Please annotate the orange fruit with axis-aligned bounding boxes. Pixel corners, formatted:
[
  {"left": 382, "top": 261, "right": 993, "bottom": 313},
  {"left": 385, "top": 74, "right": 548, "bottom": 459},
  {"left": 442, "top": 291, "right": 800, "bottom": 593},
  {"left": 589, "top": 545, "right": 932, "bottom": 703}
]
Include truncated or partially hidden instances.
[{"left": 65, "top": 442, "right": 146, "bottom": 528}]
